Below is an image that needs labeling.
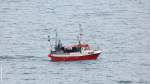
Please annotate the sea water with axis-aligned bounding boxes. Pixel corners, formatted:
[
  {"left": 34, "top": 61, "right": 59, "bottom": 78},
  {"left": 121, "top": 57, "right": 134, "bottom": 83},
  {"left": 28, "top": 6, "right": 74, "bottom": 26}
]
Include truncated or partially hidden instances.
[{"left": 0, "top": 0, "right": 150, "bottom": 84}]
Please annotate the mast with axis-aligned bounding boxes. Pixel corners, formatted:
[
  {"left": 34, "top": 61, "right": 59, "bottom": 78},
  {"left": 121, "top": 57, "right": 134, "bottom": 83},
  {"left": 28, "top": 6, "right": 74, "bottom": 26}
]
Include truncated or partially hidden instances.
[
  {"left": 78, "top": 24, "right": 83, "bottom": 45},
  {"left": 48, "top": 35, "right": 52, "bottom": 52},
  {"left": 55, "top": 28, "right": 58, "bottom": 47}
]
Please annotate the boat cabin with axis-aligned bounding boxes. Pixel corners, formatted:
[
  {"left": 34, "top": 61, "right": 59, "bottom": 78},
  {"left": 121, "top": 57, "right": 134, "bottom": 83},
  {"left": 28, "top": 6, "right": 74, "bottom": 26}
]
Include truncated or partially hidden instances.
[{"left": 52, "top": 41, "right": 90, "bottom": 54}]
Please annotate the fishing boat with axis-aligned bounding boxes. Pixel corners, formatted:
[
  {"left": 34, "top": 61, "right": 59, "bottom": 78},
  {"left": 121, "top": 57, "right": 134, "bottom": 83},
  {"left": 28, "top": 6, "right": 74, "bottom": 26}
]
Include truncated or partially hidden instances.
[{"left": 48, "top": 26, "right": 102, "bottom": 62}]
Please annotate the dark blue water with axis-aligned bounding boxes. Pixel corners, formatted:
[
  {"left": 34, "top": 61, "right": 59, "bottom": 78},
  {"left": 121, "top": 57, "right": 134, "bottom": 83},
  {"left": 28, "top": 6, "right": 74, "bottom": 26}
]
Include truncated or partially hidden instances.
[{"left": 0, "top": 0, "right": 150, "bottom": 84}]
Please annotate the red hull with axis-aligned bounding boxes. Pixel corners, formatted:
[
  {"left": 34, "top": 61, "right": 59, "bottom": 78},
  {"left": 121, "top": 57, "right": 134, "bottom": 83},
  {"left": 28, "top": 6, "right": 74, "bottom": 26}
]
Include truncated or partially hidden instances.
[{"left": 48, "top": 53, "right": 101, "bottom": 62}]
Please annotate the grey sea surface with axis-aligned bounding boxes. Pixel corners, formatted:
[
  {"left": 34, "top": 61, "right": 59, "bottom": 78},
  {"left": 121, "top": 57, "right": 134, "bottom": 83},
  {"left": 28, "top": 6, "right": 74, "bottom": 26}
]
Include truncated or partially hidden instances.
[{"left": 0, "top": 0, "right": 150, "bottom": 84}]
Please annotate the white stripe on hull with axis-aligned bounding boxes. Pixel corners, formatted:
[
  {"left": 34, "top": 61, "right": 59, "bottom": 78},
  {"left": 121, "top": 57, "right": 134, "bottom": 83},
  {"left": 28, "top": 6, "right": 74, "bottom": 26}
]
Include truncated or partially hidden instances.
[{"left": 52, "top": 50, "right": 102, "bottom": 57}]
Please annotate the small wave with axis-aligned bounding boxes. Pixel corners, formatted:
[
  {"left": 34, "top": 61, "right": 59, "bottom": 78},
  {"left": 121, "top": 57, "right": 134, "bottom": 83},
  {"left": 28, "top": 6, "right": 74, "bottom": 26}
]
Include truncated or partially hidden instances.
[
  {"left": 15, "top": 55, "right": 41, "bottom": 60},
  {"left": 141, "top": 63, "right": 150, "bottom": 66},
  {"left": 22, "top": 78, "right": 36, "bottom": 81},
  {"left": 23, "top": 72, "right": 33, "bottom": 75},
  {"left": 18, "top": 55, "right": 36, "bottom": 59},
  {"left": 0, "top": 56, "right": 15, "bottom": 60},
  {"left": 0, "top": 55, "right": 44, "bottom": 62},
  {"left": 117, "top": 80, "right": 132, "bottom": 83},
  {"left": 19, "top": 66, "right": 37, "bottom": 70}
]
